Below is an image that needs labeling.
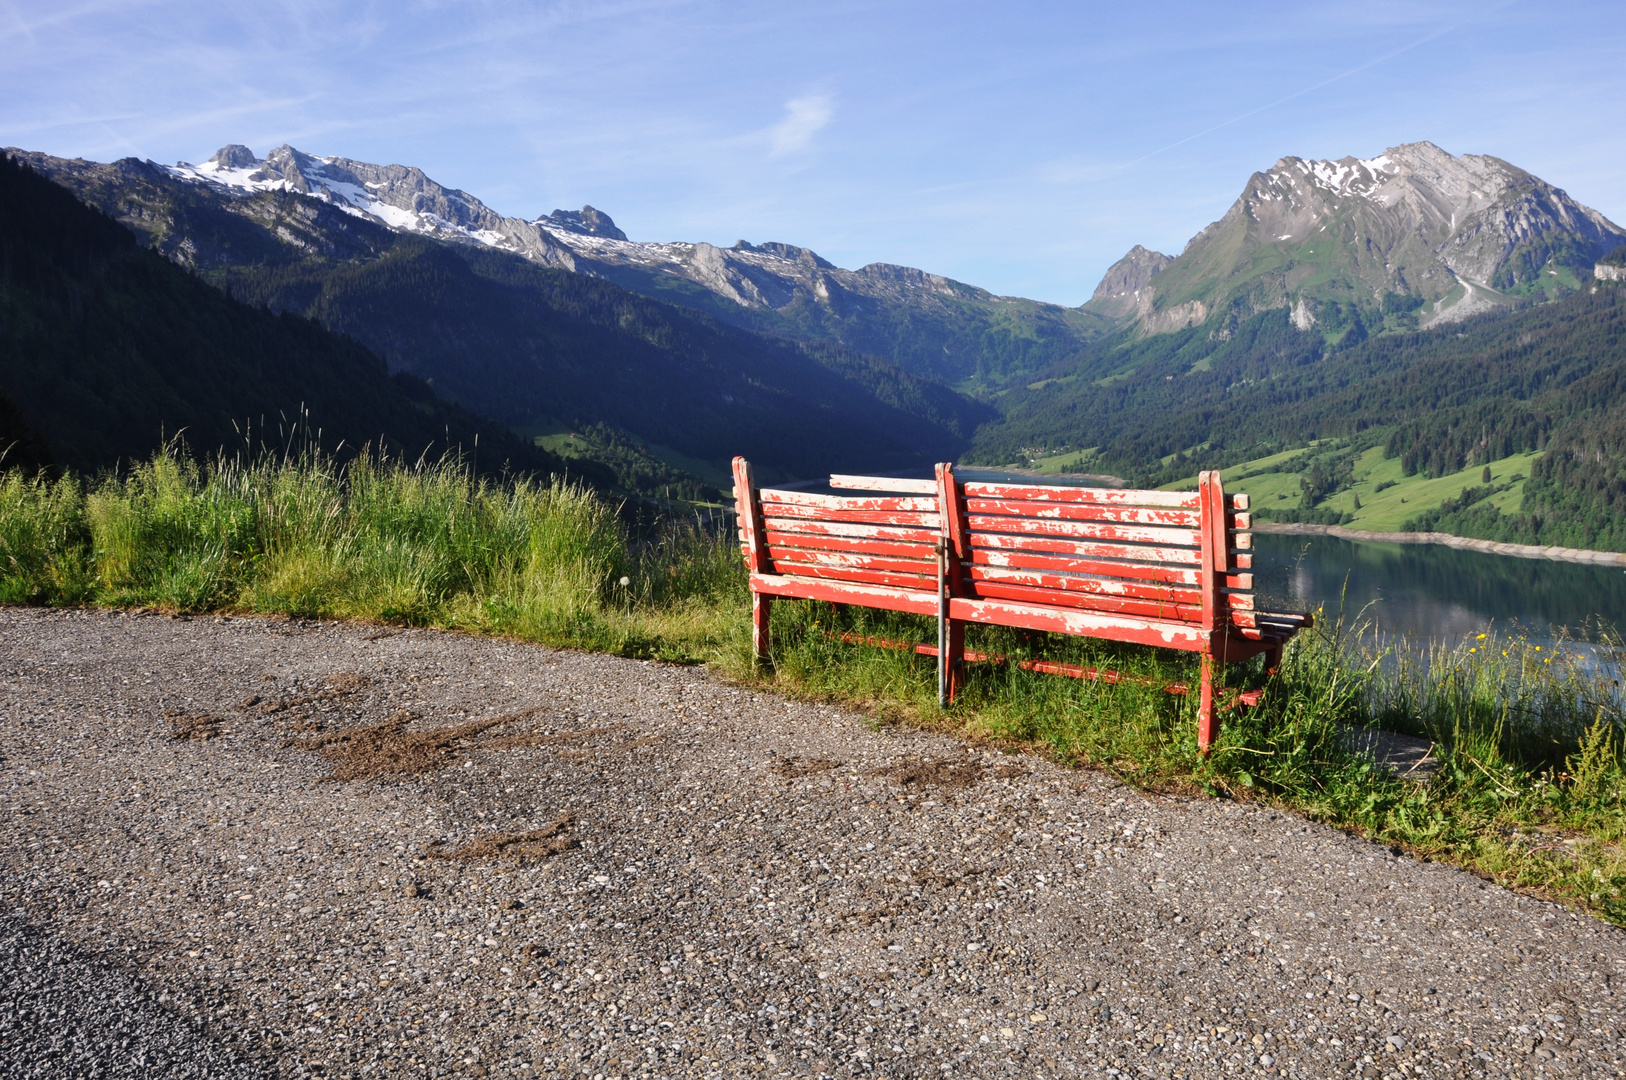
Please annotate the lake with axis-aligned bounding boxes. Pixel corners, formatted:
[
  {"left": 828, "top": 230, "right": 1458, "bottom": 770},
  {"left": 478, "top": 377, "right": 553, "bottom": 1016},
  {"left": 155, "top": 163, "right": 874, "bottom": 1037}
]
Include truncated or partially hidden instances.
[{"left": 1251, "top": 531, "right": 1626, "bottom": 645}]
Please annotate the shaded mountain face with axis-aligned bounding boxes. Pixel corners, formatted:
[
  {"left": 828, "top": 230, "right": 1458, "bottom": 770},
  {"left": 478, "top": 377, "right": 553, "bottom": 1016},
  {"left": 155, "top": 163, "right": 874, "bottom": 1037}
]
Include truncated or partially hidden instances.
[
  {"left": 12, "top": 148, "right": 992, "bottom": 482},
  {"left": 1087, "top": 142, "right": 1626, "bottom": 335},
  {"left": 0, "top": 154, "right": 568, "bottom": 478},
  {"left": 54, "top": 142, "right": 1103, "bottom": 390}
]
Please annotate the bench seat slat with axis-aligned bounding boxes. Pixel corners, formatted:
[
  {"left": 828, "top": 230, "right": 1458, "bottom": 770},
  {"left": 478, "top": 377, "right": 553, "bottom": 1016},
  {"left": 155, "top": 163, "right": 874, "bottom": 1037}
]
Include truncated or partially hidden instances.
[
  {"left": 761, "top": 489, "right": 941, "bottom": 513},
  {"left": 965, "top": 497, "right": 1202, "bottom": 528},
  {"left": 963, "top": 481, "right": 1202, "bottom": 509},
  {"left": 967, "top": 514, "right": 1199, "bottom": 547},
  {"left": 969, "top": 532, "right": 1202, "bottom": 565},
  {"left": 764, "top": 504, "right": 941, "bottom": 528},
  {"left": 948, "top": 595, "right": 1208, "bottom": 649},
  {"left": 965, "top": 579, "right": 1204, "bottom": 622},
  {"left": 750, "top": 572, "right": 939, "bottom": 616}
]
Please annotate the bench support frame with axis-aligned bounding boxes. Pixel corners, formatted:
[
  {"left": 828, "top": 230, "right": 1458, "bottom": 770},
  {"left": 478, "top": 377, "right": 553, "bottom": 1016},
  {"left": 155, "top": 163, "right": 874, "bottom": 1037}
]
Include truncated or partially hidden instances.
[{"left": 734, "top": 458, "right": 1306, "bottom": 751}]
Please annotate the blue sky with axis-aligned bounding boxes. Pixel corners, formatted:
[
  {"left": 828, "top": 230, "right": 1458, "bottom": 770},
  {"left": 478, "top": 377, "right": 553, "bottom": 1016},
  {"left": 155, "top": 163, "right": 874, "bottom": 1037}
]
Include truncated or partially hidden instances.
[{"left": 5, "top": 0, "right": 1624, "bottom": 305}]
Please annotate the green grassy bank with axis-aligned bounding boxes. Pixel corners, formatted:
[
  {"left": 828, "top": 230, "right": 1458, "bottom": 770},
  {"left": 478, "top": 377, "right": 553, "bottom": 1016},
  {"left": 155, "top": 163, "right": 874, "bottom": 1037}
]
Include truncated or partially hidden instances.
[{"left": 2, "top": 453, "right": 1623, "bottom": 925}]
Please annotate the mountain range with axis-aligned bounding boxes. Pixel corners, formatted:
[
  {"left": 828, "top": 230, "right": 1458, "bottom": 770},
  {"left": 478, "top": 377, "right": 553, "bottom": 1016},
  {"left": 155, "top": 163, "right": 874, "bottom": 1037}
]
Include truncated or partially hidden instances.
[
  {"left": 9, "top": 148, "right": 991, "bottom": 488},
  {"left": 8, "top": 136, "right": 1626, "bottom": 547},
  {"left": 158, "top": 144, "right": 1107, "bottom": 391}
]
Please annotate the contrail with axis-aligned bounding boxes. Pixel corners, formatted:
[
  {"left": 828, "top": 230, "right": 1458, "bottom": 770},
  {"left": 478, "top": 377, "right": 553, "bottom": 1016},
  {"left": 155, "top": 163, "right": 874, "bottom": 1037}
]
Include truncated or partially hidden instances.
[{"left": 1124, "top": 5, "right": 1518, "bottom": 168}]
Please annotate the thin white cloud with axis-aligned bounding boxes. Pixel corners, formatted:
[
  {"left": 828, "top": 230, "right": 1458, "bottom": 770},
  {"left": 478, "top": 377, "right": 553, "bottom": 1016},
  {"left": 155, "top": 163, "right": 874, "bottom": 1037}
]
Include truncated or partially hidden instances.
[{"left": 768, "top": 94, "right": 832, "bottom": 157}]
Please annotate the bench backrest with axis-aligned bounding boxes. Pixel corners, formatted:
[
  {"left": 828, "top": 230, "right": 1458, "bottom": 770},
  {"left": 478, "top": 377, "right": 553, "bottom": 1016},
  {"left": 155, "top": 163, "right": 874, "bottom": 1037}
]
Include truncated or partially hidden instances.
[
  {"left": 753, "top": 479, "right": 941, "bottom": 595},
  {"left": 733, "top": 460, "right": 1258, "bottom": 631},
  {"left": 942, "top": 474, "right": 1258, "bottom": 632}
]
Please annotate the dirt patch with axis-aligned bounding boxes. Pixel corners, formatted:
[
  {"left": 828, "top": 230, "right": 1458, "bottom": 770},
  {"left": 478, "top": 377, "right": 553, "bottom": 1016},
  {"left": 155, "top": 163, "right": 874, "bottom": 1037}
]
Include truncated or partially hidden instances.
[
  {"left": 425, "top": 814, "right": 577, "bottom": 862},
  {"left": 876, "top": 756, "right": 984, "bottom": 789},
  {"left": 288, "top": 707, "right": 538, "bottom": 781},
  {"left": 250, "top": 672, "right": 372, "bottom": 714},
  {"left": 478, "top": 724, "right": 619, "bottom": 750},
  {"left": 772, "top": 755, "right": 842, "bottom": 778},
  {"left": 165, "top": 711, "right": 223, "bottom": 741}
]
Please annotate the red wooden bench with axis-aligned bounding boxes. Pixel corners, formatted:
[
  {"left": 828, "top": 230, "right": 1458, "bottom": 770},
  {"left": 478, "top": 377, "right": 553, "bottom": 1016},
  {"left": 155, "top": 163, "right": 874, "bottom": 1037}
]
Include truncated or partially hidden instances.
[{"left": 732, "top": 457, "right": 1311, "bottom": 750}]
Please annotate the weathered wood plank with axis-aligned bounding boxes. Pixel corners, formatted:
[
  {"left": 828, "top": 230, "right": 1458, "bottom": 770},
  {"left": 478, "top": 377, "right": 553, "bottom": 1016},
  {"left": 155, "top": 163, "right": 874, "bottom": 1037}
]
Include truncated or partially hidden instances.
[
  {"left": 967, "top": 531, "right": 1202, "bottom": 565},
  {"left": 765, "top": 530, "right": 936, "bottom": 560},
  {"left": 966, "top": 564, "right": 1201, "bottom": 605},
  {"left": 750, "top": 572, "right": 940, "bottom": 616},
  {"left": 763, "top": 503, "right": 941, "bottom": 528},
  {"left": 767, "top": 546, "right": 937, "bottom": 577},
  {"left": 761, "top": 489, "right": 940, "bottom": 513},
  {"left": 964, "top": 497, "right": 1202, "bottom": 528},
  {"left": 763, "top": 518, "right": 941, "bottom": 545},
  {"left": 966, "top": 513, "right": 1200, "bottom": 547},
  {"left": 962, "top": 481, "right": 1200, "bottom": 509},
  {"left": 763, "top": 561, "right": 938, "bottom": 591},
  {"left": 964, "top": 579, "right": 1203, "bottom": 622},
  {"left": 828, "top": 474, "right": 938, "bottom": 494},
  {"left": 948, "top": 596, "right": 1208, "bottom": 649},
  {"left": 970, "top": 547, "right": 1202, "bottom": 584}
]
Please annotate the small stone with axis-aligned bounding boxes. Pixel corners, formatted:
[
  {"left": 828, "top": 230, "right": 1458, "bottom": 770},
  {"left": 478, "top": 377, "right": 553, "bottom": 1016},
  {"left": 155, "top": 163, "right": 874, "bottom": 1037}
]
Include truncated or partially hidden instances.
[
  {"left": 1259, "top": 1053, "right": 1275, "bottom": 1066},
  {"left": 1030, "top": 1012, "right": 1046, "bottom": 1022}
]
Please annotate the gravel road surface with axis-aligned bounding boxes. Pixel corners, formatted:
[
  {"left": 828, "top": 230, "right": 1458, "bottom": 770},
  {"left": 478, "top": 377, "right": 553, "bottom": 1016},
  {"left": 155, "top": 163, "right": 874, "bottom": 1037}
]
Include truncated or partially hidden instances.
[{"left": 1, "top": 607, "right": 1622, "bottom": 1079}]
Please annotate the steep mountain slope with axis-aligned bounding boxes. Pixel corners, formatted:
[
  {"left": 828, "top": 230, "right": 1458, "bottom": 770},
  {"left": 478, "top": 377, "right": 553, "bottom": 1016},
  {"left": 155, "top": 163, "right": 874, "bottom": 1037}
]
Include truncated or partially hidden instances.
[
  {"left": 14, "top": 148, "right": 991, "bottom": 483},
  {"left": 145, "top": 144, "right": 1106, "bottom": 389},
  {"left": 972, "top": 279, "right": 1626, "bottom": 548},
  {"left": 0, "top": 154, "right": 568, "bottom": 478},
  {"left": 1085, "top": 142, "right": 1626, "bottom": 337}
]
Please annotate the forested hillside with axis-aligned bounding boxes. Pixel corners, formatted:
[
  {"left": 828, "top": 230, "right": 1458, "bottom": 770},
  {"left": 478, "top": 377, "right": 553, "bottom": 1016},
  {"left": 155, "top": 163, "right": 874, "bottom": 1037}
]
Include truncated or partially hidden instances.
[
  {"left": 969, "top": 283, "right": 1626, "bottom": 549},
  {"left": 0, "top": 154, "right": 569, "bottom": 478},
  {"left": 19, "top": 152, "right": 994, "bottom": 485}
]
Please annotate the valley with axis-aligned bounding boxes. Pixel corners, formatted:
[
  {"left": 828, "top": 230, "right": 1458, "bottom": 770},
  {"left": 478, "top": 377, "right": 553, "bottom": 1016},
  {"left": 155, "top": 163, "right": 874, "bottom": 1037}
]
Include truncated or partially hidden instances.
[{"left": 7, "top": 138, "right": 1626, "bottom": 550}]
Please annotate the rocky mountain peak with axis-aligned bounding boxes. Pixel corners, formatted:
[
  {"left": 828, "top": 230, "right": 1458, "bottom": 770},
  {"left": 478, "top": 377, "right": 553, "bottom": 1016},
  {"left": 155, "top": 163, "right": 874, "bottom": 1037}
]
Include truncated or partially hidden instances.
[
  {"left": 1086, "top": 245, "right": 1172, "bottom": 316},
  {"left": 1101, "top": 141, "right": 1626, "bottom": 335},
  {"left": 207, "top": 144, "right": 259, "bottom": 170},
  {"left": 734, "top": 241, "right": 836, "bottom": 269},
  {"left": 542, "top": 206, "right": 627, "bottom": 240}
]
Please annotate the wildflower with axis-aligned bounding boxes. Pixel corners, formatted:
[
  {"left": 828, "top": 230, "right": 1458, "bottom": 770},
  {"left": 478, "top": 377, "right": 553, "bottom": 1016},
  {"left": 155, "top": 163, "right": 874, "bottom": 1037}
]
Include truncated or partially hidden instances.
[
  {"left": 1476, "top": 633, "right": 1487, "bottom": 640},
  {"left": 1469, "top": 647, "right": 1477, "bottom": 653}
]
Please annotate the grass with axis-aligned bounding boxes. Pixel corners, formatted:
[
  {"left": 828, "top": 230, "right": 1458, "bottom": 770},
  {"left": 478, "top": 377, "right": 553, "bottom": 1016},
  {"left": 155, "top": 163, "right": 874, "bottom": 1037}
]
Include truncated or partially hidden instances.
[
  {"left": 1163, "top": 443, "right": 1543, "bottom": 531},
  {"left": 2, "top": 450, "right": 1622, "bottom": 925}
]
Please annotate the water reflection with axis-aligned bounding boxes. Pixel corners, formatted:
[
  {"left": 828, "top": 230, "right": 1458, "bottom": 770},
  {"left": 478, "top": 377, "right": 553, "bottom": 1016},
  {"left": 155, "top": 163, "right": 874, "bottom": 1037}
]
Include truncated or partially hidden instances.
[{"left": 1251, "top": 532, "right": 1626, "bottom": 645}]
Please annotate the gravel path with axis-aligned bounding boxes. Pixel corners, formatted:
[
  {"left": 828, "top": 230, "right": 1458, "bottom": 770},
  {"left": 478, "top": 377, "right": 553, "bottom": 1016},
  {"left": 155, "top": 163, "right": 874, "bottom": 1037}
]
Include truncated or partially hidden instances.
[{"left": 1, "top": 606, "right": 1622, "bottom": 1079}]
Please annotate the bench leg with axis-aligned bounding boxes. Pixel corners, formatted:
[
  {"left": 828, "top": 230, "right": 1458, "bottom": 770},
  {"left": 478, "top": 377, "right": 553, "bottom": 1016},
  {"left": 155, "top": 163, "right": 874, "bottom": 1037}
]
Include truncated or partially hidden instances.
[
  {"left": 1265, "top": 643, "right": 1284, "bottom": 675},
  {"left": 1197, "top": 653, "right": 1217, "bottom": 752},
  {"left": 945, "top": 619, "right": 965, "bottom": 704},
  {"left": 752, "top": 594, "right": 772, "bottom": 664}
]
